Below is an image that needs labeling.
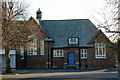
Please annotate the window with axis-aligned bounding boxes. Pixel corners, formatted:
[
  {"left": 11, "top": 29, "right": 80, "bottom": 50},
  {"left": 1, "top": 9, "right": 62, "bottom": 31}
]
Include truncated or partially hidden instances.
[
  {"left": 81, "top": 49, "right": 87, "bottom": 59},
  {"left": 53, "top": 50, "right": 64, "bottom": 57},
  {"left": 27, "top": 35, "right": 37, "bottom": 55},
  {"left": 20, "top": 46, "right": 24, "bottom": 59},
  {"left": 40, "top": 40, "right": 44, "bottom": 55},
  {"left": 69, "top": 38, "right": 78, "bottom": 44},
  {"left": 95, "top": 43, "right": 106, "bottom": 58}
]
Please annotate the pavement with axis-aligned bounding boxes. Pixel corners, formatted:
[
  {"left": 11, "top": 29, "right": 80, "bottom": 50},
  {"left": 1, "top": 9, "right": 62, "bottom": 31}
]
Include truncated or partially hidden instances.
[{"left": 1, "top": 68, "right": 119, "bottom": 80}]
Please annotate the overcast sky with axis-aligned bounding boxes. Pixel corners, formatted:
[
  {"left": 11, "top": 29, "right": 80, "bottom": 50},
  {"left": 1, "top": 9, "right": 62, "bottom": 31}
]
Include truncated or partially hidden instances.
[{"left": 26, "top": 0, "right": 105, "bottom": 25}]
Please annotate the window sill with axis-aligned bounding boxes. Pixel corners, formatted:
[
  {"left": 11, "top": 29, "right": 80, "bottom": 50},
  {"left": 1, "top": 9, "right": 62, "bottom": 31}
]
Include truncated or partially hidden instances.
[
  {"left": 53, "top": 56, "right": 64, "bottom": 57},
  {"left": 20, "top": 58, "right": 24, "bottom": 59},
  {"left": 81, "top": 58, "right": 87, "bottom": 59},
  {"left": 95, "top": 58, "right": 106, "bottom": 59},
  {"left": 27, "top": 55, "right": 37, "bottom": 56}
]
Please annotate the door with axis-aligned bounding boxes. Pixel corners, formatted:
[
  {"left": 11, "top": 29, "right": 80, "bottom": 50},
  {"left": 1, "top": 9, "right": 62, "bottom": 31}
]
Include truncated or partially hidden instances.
[{"left": 68, "top": 53, "right": 75, "bottom": 65}]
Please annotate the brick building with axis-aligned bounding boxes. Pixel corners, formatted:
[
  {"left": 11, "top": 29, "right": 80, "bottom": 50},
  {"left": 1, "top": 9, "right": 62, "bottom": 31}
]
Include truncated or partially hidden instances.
[{"left": 17, "top": 9, "right": 115, "bottom": 69}]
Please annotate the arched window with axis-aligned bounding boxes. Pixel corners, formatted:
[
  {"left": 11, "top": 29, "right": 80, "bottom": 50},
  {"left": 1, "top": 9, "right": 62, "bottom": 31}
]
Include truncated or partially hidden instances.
[{"left": 27, "top": 35, "right": 37, "bottom": 55}]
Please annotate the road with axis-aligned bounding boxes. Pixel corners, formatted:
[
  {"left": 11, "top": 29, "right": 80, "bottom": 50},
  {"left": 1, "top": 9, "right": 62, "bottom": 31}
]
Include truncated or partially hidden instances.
[{"left": 1, "top": 68, "right": 119, "bottom": 80}]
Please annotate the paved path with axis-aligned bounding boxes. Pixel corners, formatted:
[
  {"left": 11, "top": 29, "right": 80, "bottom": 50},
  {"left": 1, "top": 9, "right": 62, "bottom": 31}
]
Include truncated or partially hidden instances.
[{"left": 1, "top": 68, "right": 118, "bottom": 79}]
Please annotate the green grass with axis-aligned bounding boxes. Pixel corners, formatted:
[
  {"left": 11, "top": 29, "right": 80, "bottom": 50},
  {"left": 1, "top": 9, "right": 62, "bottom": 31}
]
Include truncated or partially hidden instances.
[{"left": 2, "top": 71, "right": 29, "bottom": 75}]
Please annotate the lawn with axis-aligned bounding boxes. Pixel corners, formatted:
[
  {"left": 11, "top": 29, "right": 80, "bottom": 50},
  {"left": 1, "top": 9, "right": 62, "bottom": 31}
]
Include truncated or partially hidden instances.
[{"left": 2, "top": 71, "right": 29, "bottom": 75}]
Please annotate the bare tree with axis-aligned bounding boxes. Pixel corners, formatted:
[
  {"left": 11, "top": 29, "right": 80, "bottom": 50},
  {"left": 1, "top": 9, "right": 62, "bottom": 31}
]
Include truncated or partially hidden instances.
[
  {"left": 92, "top": 0, "right": 120, "bottom": 41},
  {"left": 2, "top": 0, "right": 31, "bottom": 73}
]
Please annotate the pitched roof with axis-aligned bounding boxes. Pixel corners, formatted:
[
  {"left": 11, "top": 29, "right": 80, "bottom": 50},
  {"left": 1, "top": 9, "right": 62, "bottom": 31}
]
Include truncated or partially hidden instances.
[{"left": 40, "top": 19, "right": 99, "bottom": 47}]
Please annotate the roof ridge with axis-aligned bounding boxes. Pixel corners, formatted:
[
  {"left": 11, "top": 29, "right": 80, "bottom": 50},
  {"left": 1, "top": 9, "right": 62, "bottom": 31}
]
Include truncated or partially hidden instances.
[{"left": 42, "top": 19, "right": 89, "bottom": 21}]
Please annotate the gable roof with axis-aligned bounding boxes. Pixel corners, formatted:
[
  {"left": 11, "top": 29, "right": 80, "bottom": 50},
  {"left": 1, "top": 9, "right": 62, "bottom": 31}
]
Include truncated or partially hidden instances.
[{"left": 40, "top": 19, "right": 99, "bottom": 47}]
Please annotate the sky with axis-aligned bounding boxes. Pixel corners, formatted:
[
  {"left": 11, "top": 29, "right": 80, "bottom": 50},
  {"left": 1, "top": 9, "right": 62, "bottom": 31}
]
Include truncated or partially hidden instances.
[
  {"left": 26, "top": 0, "right": 105, "bottom": 25},
  {"left": 22, "top": 0, "right": 118, "bottom": 42}
]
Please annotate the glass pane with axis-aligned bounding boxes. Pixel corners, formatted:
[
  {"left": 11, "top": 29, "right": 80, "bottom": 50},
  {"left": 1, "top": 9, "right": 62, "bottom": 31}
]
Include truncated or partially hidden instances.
[
  {"left": 70, "top": 38, "right": 73, "bottom": 42},
  {"left": 31, "top": 40, "right": 33, "bottom": 45},
  {"left": 95, "top": 48, "right": 98, "bottom": 55},
  {"left": 34, "top": 45, "right": 37, "bottom": 52},
  {"left": 57, "top": 50, "right": 59, "bottom": 54},
  {"left": 81, "top": 49, "right": 83, "bottom": 53},
  {"left": 57, "top": 53, "right": 59, "bottom": 56},
  {"left": 85, "top": 54, "right": 87, "bottom": 58},
  {"left": 103, "top": 48, "right": 104, "bottom": 55},
  {"left": 27, "top": 42, "right": 30, "bottom": 52},
  {"left": 60, "top": 53, "right": 62, "bottom": 56},
  {"left": 74, "top": 38, "right": 76, "bottom": 42},
  {"left": 54, "top": 53, "right": 56, "bottom": 56},
  {"left": 31, "top": 45, "right": 33, "bottom": 52},
  {"left": 60, "top": 50, "right": 62, "bottom": 54},
  {"left": 99, "top": 48, "right": 102, "bottom": 55},
  {"left": 95, "top": 43, "right": 97, "bottom": 48},
  {"left": 84, "top": 49, "right": 87, "bottom": 53},
  {"left": 81, "top": 54, "right": 83, "bottom": 58},
  {"left": 54, "top": 50, "right": 56, "bottom": 54}
]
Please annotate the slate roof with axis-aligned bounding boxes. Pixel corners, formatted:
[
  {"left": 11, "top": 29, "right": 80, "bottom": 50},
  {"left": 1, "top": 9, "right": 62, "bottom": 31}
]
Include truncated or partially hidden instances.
[{"left": 40, "top": 19, "right": 99, "bottom": 47}]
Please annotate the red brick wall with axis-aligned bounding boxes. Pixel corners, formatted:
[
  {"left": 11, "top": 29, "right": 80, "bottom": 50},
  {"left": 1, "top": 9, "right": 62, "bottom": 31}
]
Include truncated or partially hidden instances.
[
  {"left": 26, "top": 18, "right": 51, "bottom": 68},
  {"left": 81, "top": 59, "right": 87, "bottom": 68},
  {"left": 53, "top": 57, "right": 64, "bottom": 68},
  {"left": 87, "top": 31, "right": 115, "bottom": 68}
]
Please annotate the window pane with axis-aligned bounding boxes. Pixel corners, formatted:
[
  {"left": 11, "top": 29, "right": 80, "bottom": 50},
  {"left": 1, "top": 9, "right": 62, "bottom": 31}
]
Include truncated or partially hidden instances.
[
  {"left": 28, "top": 42, "right": 30, "bottom": 52},
  {"left": 54, "top": 50, "right": 56, "bottom": 54},
  {"left": 54, "top": 52, "right": 56, "bottom": 56},
  {"left": 103, "top": 48, "right": 104, "bottom": 55},
  {"left": 57, "top": 53, "right": 59, "bottom": 56},
  {"left": 70, "top": 38, "right": 73, "bottom": 42},
  {"left": 99, "top": 48, "right": 102, "bottom": 55},
  {"left": 85, "top": 54, "right": 87, "bottom": 58},
  {"left": 57, "top": 50, "right": 59, "bottom": 53},
  {"left": 81, "top": 49, "right": 83, "bottom": 53},
  {"left": 81, "top": 54, "right": 83, "bottom": 58},
  {"left": 60, "top": 52, "right": 62, "bottom": 56},
  {"left": 34, "top": 45, "right": 37, "bottom": 52},
  {"left": 60, "top": 50, "right": 62, "bottom": 54},
  {"left": 74, "top": 38, "right": 76, "bottom": 42},
  {"left": 40, "top": 41, "right": 44, "bottom": 55},
  {"left": 84, "top": 49, "right": 87, "bottom": 53}
]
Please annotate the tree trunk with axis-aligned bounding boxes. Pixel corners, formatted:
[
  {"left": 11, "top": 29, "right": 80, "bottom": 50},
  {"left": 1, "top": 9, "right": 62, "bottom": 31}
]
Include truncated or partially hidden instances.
[{"left": 5, "top": 47, "right": 11, "bottom": 73}]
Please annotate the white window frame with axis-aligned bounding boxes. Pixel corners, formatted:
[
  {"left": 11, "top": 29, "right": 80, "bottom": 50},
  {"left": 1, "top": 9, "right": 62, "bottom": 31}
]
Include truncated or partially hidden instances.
[
  {"left": 53, "top": 50, "right": 64, "bottom": 57},
  {"left": 40, "top": 40, "right": 44, "bottom": 55},
  {"left": 95, "top": 43, "right": 106, "bottom": 59},
  {"left": 27, "top": 35, "right": 37, "bottom": 55},
  {"left": 69, "top": 38, "right": 78, "bottom": 44},
  {"left": 81, "top": 49, "right": 87, "bottom": 59},
  {"left": 20, "top": 46, "right": 24, "bottom": 59}
]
